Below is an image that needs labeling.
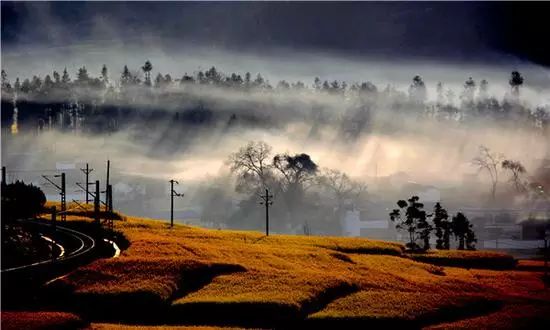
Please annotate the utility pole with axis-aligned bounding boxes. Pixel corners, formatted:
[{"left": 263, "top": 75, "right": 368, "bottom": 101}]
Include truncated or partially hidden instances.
[
  {"left": 259, "top": 189, "right": 274, "bottom": 236},
  {"left": 51, "top": 206, "right": 57, "bottom": 261},
  {"left": 107, "top": 184, "right": 113, "bottom": 213},
  {"left": 43, "top": 173, "right": 66, "bottom": 222},
  {"left": 94, "top": 180, "right": 100, "bottom": 227},
  {"left": 80, "top": 163, "right": 93, "bottom": 204},
  {"left": 51, "top": 206, "right": 57, "bottom": 231},
  {"left": 1, "top": 166, "right": 6, "bottom": 188},
  {"left": 169, "top": 179, "right": 184, "bottom": 228},
  {"left": 105, "top": 160, "right": 110, "bottom": 207}
]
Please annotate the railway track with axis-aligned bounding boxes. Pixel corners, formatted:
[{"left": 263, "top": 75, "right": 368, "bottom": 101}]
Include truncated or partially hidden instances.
[{"left": 1, "top": 219, "right": 96, "bottom": 273}]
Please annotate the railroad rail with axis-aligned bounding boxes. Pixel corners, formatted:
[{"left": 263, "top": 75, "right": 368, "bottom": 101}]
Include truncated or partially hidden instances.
[{"left": 1, "top": 219, "right": 96, "bottom": 273}]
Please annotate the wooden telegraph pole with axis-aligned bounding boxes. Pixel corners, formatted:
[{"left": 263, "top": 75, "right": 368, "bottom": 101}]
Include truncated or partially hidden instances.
[
  {"left": 169, "top": 179, "right": 184, "bottom": 228},
  {"left": 259, "top": 189, "right": 274, "bottom": 236}
]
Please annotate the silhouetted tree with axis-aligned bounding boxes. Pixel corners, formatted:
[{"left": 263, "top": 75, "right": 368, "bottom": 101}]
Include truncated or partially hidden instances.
[
  {"left": 61, "top": 68, "right": 71, "bottom": 86},
  {"left": 43, "top": 75, "right": 54, "bottom": 91},
  {"left": 53, "top": 71, "right": 60, "bottom": 85},
  {"left": 273, "top": 152, "right": 318, "bottom": 224},
  {"left": 502, "top": 159, "right": 527, "bottom": 192},
  {"left": 20, "top": 78, "right": 31, "bottom": 93},
  {"left": 205, "top": 66, "right": 221, "bottom": 85},
  {"left": 120, "top": 65, "right": 132, "bottom": 87},
  {"left": 13, "top": 78, "right": 20, "bottom": 92},
  {"left": 253, "top": 73, "right": 264, "bottom": 88},
  {"left": 451, "top": 212, "right": 476, "bottom": 250},
  {"left": 228, "top": 141, "right": 274, "bottom": 193},
  {"left": 101, "top": 64, "right": 109, "bottom": 86},
  {"left": 30, "top": 76, "right": 42, "bottom": 93},
  {"left": 1, "top": 181, "right": 46, "bottom": 223},
  {"left": 318, "top": 168, "right": 367, "bottom": 219},
  {"left": 472, "top": 145, "right": 503, "bottom": 202},
  {"left": 313, "top": 77, "right": 322, "bottom": 90},
  {"left": 432, "top": 202, "right": 451, "bottom": 249},
  {"left": 461, "top": 77, "right": 476, "bottom": 107},
  {"left": 155, "top": 73, "right": 165, "bottom": 88},
  {"left": 389, "top": 196, "right": 430, "bottom": 251},
  {"left": 273, "top": 153, "right": 318, "bottom": 191},
  {"left": 408, "top": 75, "right": 427, "bottom": 105},
  {"left": 142, "top": 60, "right": 153, "bottom": 86},
  {"left": 509, "top": 70, "right": 524, "bottom": 97},
  {"left": 180, "top": 73, "right": 194, "bottom": 85},
  {"left": 277, "top": 80, "right": 290, "bottom": 90},
  {"left": 76, "top": 66, "right": 90, "bottom": 86}
]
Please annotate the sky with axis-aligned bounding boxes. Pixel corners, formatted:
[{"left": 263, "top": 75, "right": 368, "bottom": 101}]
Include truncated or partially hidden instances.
[{"left": 2, "top": 1, "right": 549, "bottom": 65}]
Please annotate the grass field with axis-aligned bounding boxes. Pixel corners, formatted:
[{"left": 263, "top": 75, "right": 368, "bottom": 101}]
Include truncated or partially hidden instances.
[{"left": 3, "top": 203, "right": 550, "bottom": 329}]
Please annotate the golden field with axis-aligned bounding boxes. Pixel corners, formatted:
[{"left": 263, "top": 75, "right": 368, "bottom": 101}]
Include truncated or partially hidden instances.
[{"left": 3, "top": 203, "right": 550, "bottom": 329}]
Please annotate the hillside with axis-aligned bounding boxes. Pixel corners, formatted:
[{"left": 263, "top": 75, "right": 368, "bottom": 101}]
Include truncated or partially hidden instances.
[{"left": 2, "top": 205, "right": 550, "bottom": 329}]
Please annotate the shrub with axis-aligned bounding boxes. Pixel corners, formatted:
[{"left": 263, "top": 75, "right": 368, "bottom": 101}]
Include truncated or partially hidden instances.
[{"left": 1, "top": 180, "right": 46, "bottom": 222}]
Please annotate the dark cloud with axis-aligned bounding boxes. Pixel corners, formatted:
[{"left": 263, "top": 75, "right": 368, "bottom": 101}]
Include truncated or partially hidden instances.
[{"left": 2, "top": 2, "right": 549, "bottom": 66}]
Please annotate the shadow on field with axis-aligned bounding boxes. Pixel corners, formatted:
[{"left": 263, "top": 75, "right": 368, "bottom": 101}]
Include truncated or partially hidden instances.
[
  {"left": 305, "top": 298, "right": 503, "bottom": 330},
  {"left": 173, "top": 263, "right": 247, "bottom": 300},
  {"left": 407, "top": 254, "right": 517, "bottom": 270},
  {"left": 168, "top": 281, "right": 360, "bottom": 328},
  {"left": 53, "top": 263, "right": 246, "bottom": 325}
]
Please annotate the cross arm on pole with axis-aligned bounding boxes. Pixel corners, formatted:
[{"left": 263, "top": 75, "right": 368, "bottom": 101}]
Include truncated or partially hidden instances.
[{"left": 42, "top": 175, "right": 62, "bottom": 191}]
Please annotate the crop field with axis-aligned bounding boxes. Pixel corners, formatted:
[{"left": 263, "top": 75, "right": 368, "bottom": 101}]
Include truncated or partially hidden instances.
[{"left": 5, "top": 205, "right": 549, "bottom": 329}]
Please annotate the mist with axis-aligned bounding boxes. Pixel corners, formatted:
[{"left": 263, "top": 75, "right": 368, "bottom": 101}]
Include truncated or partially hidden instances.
[{"left": 2, "top": 1, "right": 550, "bottom": 236}]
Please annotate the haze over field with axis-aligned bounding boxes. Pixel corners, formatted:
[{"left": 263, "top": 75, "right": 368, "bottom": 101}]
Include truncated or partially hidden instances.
[{"left": 2, "top": 1, "right": 549, "bottom": 233}]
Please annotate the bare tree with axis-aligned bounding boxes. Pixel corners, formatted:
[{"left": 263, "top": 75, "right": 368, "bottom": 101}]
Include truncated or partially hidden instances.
[
  {"left": 228, "top": 141, "right": 273, "bottom": 193},
  {"left": 502, "top": 159, "right": 527, "bottom": 192},
  {"left": 318, "top": 168, "right": 366, "bottom": 207},
  {"left": 472, "top": 145, "right": 504, "bottom": 201},
  {"left": 318, "top": 168, "right": 367, "bottom": 224}
]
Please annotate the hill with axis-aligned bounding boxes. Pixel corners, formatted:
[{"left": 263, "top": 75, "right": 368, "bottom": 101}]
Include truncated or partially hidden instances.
[{"left": 2, "top": 204, "right": 550, "bottom": 329}]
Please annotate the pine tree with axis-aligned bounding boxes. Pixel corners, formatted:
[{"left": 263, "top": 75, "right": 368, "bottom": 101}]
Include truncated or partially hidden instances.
[
  {"left": 76, "top": 66, "right": 90, "bottom": 86},
  {"left": 452, "top": 212, "right": 476, "bottom": 250},
  {"left": 121, "top": 65, "right": 131, "bottom": 87},
  {"left": 61, "top": 68, "right": 71, "bottom": 86},
  {"left": 53, "top": 71, "right": 61, "bottom": 84},
  {"left": 432, "top": 202, "right": 451, "bottom": 249}
]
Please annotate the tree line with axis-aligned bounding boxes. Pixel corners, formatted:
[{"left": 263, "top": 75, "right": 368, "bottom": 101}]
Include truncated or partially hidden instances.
[
  {"left": 1, "top": 61, "right": 549, "bottom": 135},
  {"left": 390, "top": 196, "right": 476, "bottom": 251}
]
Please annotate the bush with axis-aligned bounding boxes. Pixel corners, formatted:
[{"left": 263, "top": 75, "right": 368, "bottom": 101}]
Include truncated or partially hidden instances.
[{"left": 1, "top": 180, "right": 46, "bottom": 222}]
